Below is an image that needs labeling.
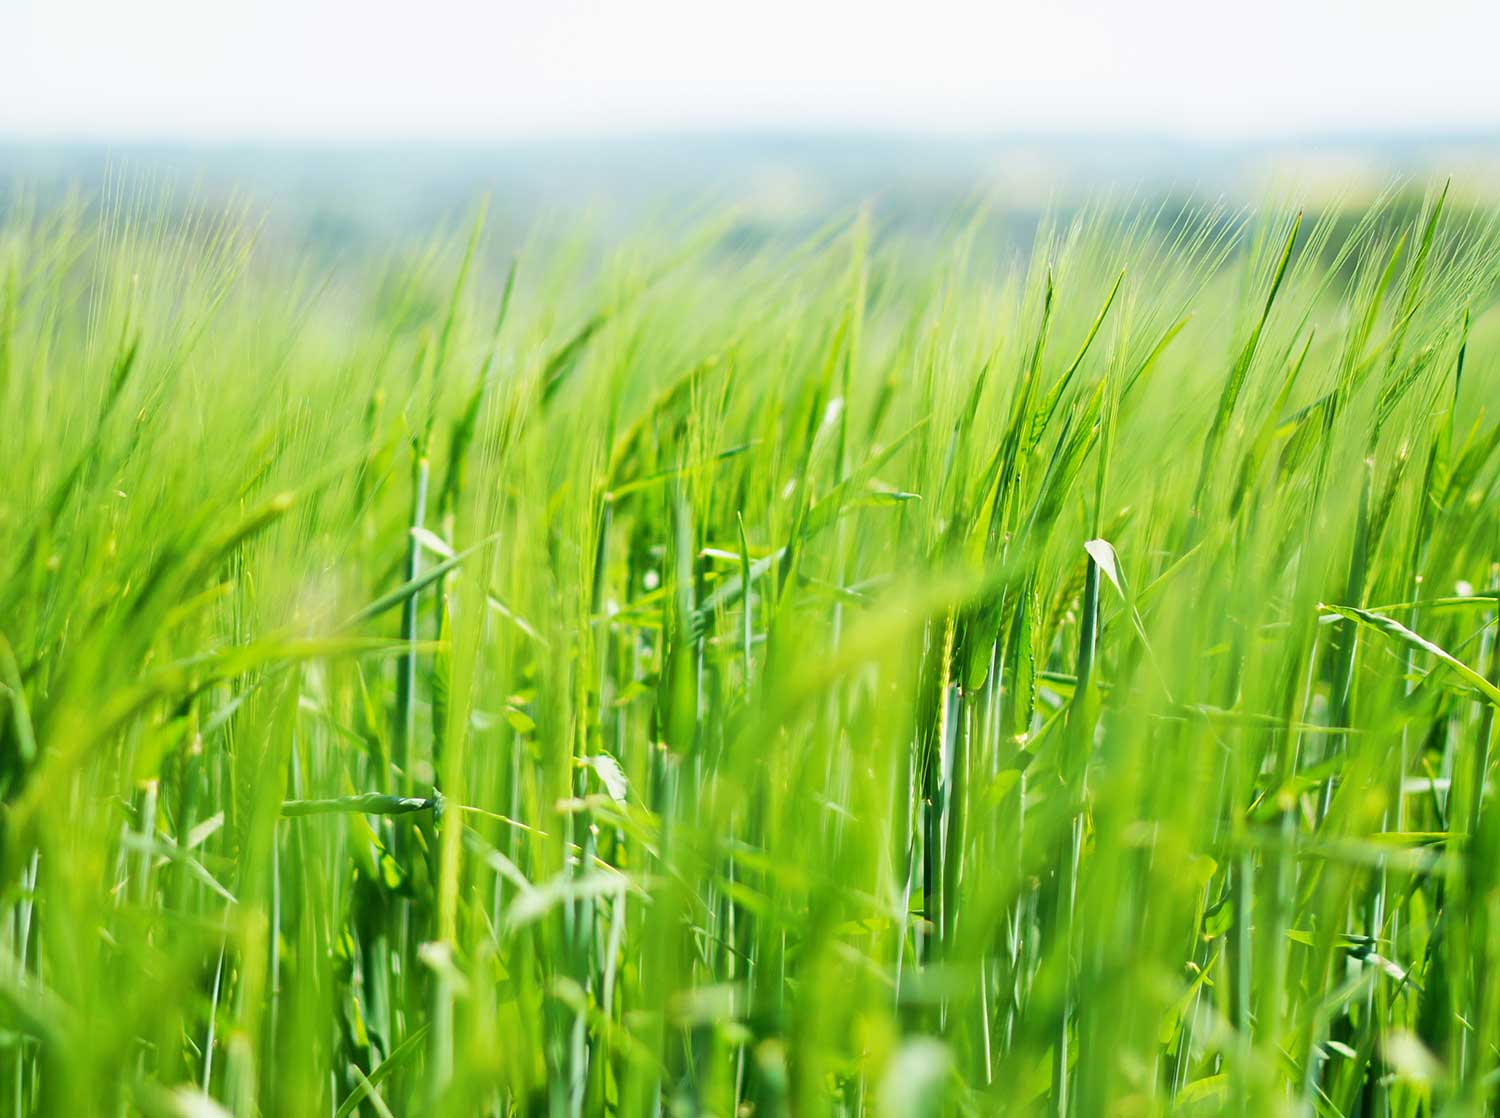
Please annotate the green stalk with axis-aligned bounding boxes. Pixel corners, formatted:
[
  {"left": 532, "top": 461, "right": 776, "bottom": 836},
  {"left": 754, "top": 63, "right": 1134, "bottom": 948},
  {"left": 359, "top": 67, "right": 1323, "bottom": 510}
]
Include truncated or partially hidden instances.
[{"left": 1051, "top": 549, "right": 1100, "bottom": 1118}]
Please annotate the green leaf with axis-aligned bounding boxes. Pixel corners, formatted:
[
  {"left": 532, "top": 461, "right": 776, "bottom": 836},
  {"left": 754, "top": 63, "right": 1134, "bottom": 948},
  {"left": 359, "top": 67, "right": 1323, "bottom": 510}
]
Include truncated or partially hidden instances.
[{"left": 1318, "top": 602, "right": 1500, "bottom": 708}]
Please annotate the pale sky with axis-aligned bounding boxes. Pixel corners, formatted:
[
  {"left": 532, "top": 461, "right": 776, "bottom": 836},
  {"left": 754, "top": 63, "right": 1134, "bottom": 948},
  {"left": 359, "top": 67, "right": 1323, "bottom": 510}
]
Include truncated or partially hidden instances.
[{"left": 4, "top": 0, "right": 1500, "bottom": 140}]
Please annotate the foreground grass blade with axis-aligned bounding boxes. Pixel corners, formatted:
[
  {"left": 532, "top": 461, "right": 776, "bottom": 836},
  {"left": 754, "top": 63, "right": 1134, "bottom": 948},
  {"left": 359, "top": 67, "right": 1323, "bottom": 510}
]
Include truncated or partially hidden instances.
[{"left": 1318, "top": 602, "right": 1500, "bottom": 708}]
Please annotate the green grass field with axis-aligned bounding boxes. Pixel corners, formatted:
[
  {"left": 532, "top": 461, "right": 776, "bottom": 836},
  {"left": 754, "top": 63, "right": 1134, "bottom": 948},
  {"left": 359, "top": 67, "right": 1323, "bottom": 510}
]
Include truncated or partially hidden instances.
[{"left": 3, "top": 183, "right": 1500, "bottom": 1117}]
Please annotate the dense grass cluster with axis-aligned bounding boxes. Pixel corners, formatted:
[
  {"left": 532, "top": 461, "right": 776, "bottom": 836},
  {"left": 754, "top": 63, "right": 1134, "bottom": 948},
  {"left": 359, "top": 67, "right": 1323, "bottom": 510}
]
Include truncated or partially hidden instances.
[{"left": 3, "top": 184, "right": 1500, "bottom": 1117}]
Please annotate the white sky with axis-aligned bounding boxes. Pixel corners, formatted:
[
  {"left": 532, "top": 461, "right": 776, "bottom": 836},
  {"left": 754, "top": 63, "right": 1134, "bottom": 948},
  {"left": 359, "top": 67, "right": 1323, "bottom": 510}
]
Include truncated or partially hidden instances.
[{"left": 4, "top": 0, "right": 1499, "bottom": 140}]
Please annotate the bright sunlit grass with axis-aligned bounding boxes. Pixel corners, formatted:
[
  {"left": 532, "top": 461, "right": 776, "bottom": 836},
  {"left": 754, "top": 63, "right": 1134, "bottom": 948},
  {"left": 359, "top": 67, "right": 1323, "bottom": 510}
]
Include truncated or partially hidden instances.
[{"left": 2, "top": 183, "right": 1499, "bottom": 1117}]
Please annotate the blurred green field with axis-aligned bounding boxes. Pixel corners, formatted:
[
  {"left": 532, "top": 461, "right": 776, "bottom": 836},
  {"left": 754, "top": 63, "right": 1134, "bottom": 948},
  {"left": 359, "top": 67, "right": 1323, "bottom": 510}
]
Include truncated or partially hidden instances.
[{"left": 3, "top": 182, "right": 1500, "bottom": 1117}]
